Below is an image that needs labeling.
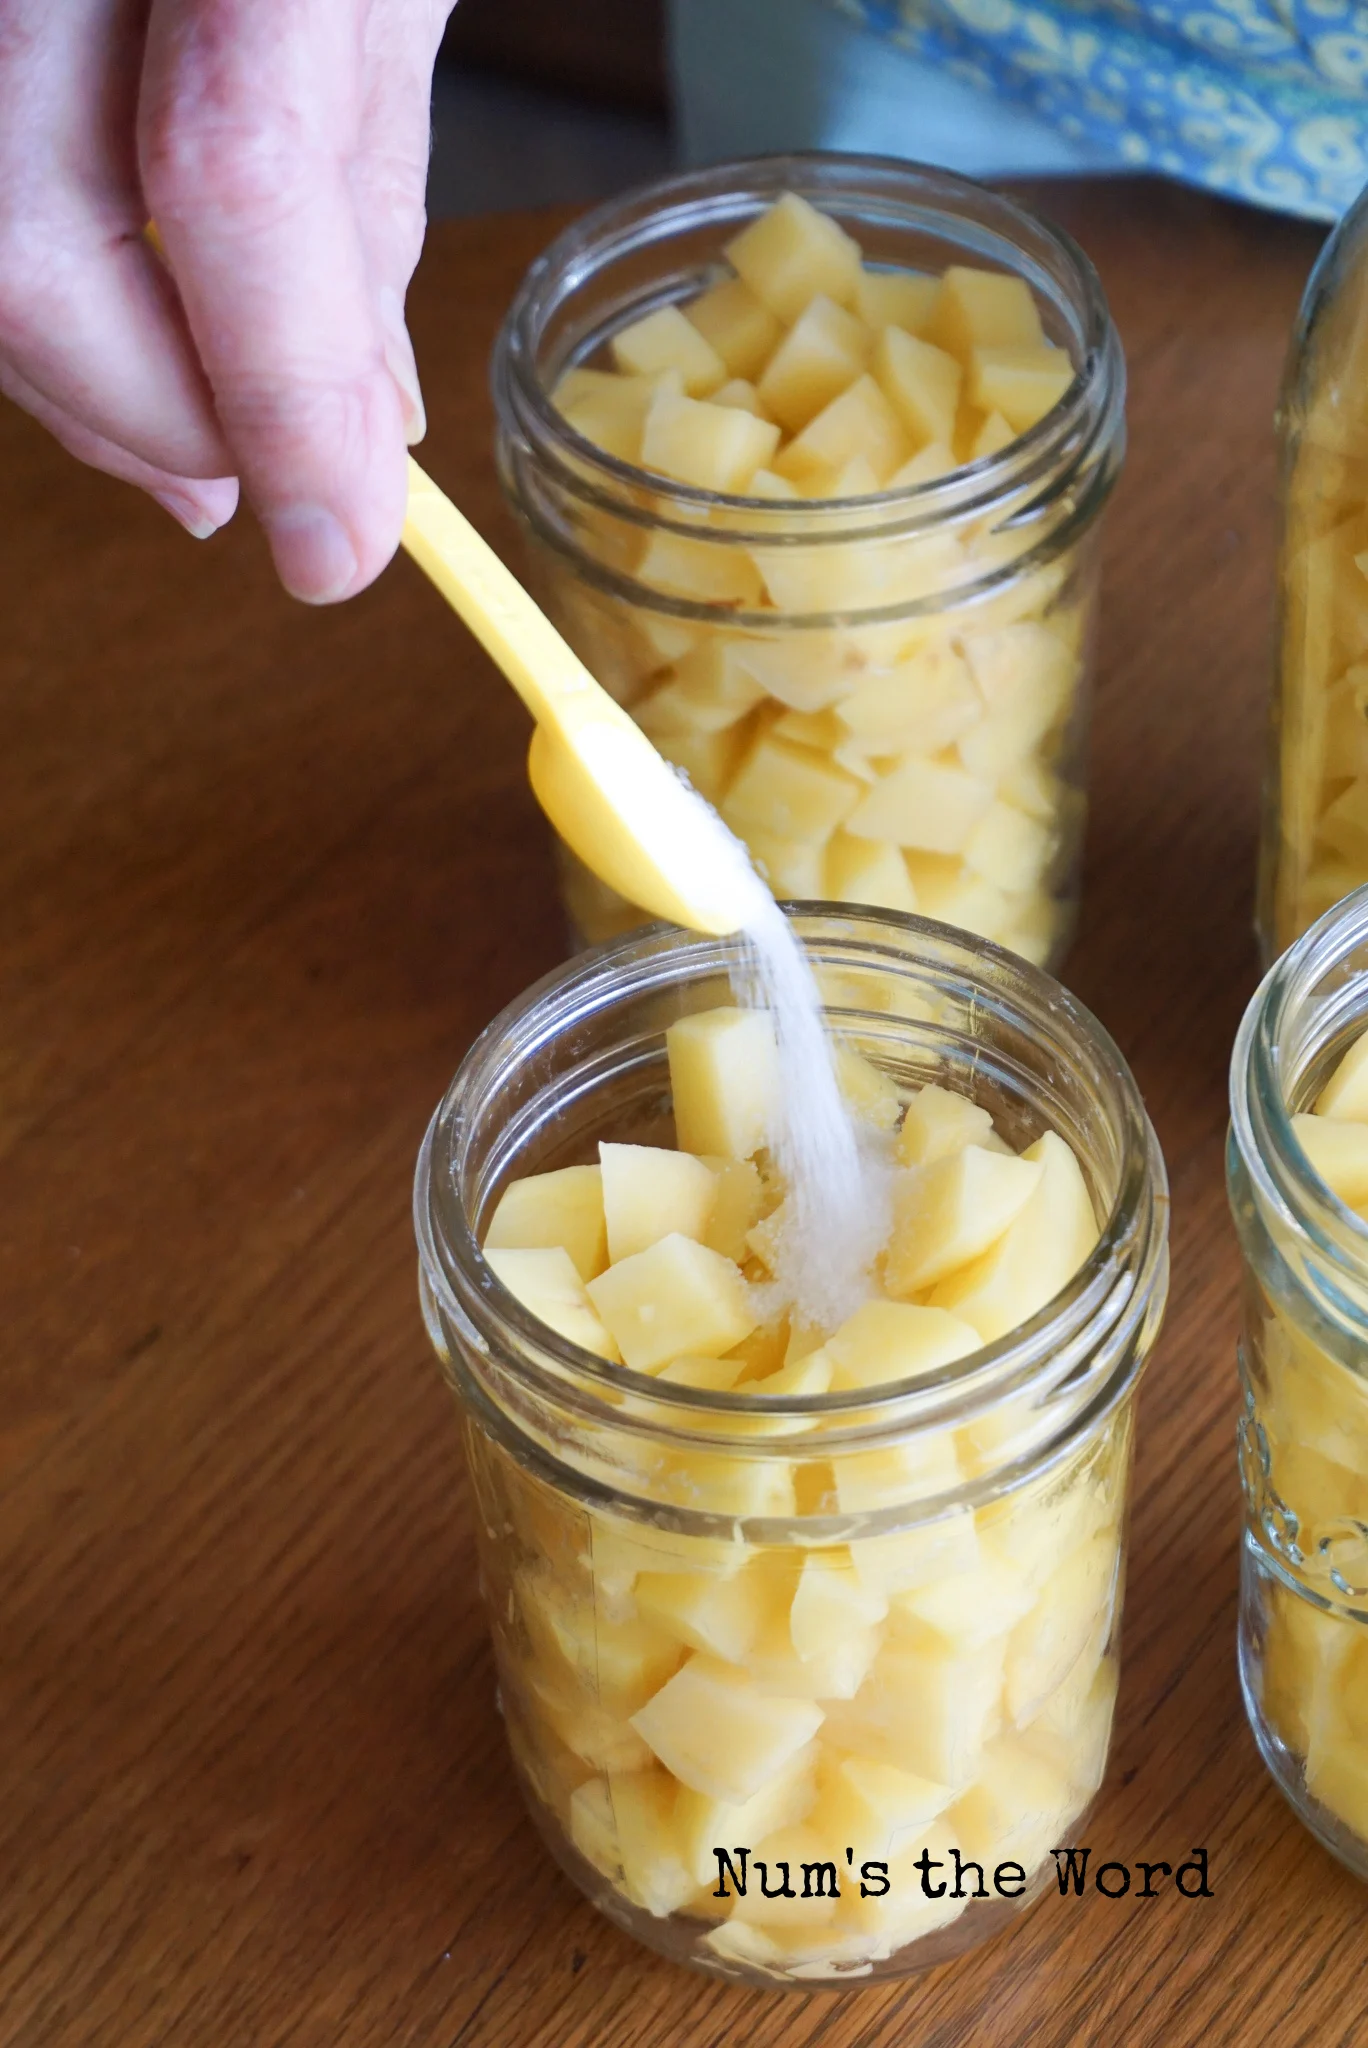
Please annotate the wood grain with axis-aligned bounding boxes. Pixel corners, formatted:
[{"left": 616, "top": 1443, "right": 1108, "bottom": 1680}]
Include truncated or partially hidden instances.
[{"left": 2, "top": 183, "right": 1362, "bottom": 2048}]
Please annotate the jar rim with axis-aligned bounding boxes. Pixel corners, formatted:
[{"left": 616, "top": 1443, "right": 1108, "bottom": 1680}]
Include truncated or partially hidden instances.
[
  {"left": 1230, "top": 883, "right": 1368, "bottom": 1308},
  {"left": 415, "top": 908, "right": 1168, "bottom": 1507},
  {"left": 490, "top": 151, "right": 1126, "bottom": 601}
]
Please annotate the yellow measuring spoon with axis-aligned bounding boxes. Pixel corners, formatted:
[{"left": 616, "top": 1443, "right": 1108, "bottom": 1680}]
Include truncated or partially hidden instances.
[{"left": 401, "top": 458, "right": 754, "bottom": 937}]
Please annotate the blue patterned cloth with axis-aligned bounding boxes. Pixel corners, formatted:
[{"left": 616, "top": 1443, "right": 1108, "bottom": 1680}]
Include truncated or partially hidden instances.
[{"left": 829, "top": 0, "right": 1368, "bottom": 216}]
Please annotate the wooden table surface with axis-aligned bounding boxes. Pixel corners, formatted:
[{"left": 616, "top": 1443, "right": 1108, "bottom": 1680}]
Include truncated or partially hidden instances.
[{"left": 2, "top": 180, "right": 1362, "bottom": 2048}]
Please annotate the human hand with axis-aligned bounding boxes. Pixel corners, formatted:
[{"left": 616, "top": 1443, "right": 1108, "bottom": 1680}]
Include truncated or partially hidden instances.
[{"left": 0, "top": 0, "right": 452, "bottom": 601}]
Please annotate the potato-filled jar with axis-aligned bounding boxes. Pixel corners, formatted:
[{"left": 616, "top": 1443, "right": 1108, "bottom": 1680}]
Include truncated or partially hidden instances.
[
  {"left": 492, "top": 155, "right": 1125, "bottom": 967},
  {"left": 1259, "top": 180, "right": 1368, "bottom": 957},
  {"left": 415, "top": 910, "right": 1168, "bottom": 1984},
  {"left": 1230, "top": 883, "right": 1368, "bottom": 1877}
]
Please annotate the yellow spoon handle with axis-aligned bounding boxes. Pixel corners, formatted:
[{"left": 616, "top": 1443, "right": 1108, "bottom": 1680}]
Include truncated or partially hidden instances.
[{"left": 401, "top": 455, "right": 602, "bottom": 735}]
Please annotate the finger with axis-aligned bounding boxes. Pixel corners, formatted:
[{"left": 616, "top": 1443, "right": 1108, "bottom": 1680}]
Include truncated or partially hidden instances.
[
  {"left": 0, "top": 0, "right": 232, "bottom": 480},
  {"left": 139, "top": 0, "right": 411, "bottom": 604},
  {"left": 350, "top": 0, "right": 454, "bottom": 446},
  {"left": 0, "top": 355, "right": 239, "bottom": 535}
]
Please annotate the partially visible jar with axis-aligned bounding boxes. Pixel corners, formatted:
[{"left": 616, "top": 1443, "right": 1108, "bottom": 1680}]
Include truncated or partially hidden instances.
[
  {"left": 492, "top": 155, "right": 1125, "bottom": 967},
  {"left": 415, "top": 910, "right": 1169, "bottom": 1984},
  {"left": 1230, "top": 884, "right": 1368, "bottom": 1876},
  {"left": 1259, "top": 182, "right": 1368, "bottom": 958}
]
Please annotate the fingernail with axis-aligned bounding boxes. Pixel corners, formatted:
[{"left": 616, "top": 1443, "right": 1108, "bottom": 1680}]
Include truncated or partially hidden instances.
[
  {"left": 378, "top": 284, "right": 427, "bottom": 446},
  {"left": 152, "top": 489, "right": 222, "bottom": 540},
  {"left": 262, "top": 504, "right": 359, "bottom": 604}
]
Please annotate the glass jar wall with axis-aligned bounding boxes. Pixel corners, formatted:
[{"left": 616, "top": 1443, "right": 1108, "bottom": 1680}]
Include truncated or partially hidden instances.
[
  {"left": 492, "top": 156, "right": 1125, "bottom": 967},
  {"left": 1259, "top": 184, "right": 1368, "bottom": 958},
  {"left": 415, "top": 910, "right": 1169, "bottom": 1984},
  {"left": 1230, "top": 885, "right": 1368, "bottom": 1878}
]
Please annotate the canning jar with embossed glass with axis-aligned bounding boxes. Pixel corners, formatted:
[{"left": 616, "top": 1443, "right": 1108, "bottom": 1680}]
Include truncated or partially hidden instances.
[
  {"left": 415, "top": 908, "right": 1168, "bottom": 1983},
  {"left": 1230, "top": 883, "right": 1368, "bottom": 1876}
]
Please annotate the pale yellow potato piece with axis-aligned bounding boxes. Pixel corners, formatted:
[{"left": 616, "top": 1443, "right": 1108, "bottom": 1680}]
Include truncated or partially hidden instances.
[
  {"left": 957, "top": 623, "right": 1074, "bottom": 777},
  {"left": 728, "top": 1823, "right": 842, "bottom": 1930},
  {"left": 845, "top": 753, "right": 993, "bottom": 850},
  {"left": 872, "top": 325, "right": 962, "bottom": 447},
  {"left": 722, "top": 734, "right": 864, "bottom": 843},
  {"left": 569, "top": 1778, "right": 621, "bottom": 1878},
  {"left": 833, "top": 1043, "right": 903, "bottom": 1129},
  {"left": 533, "top": 1673, "right": 655, "bottom": 1774},
  {"left": 685, "top": 276, "right": 783, "bottom": 379},
  {"left": 931, "top": 1130, "right": 1100, "bottom": 1342},
  {"left": 851, "top": 1508, "right": 981, "bottom": 1601},
  {"left": 1292, "top": 1112, "right": 1368, "bottom": 1205},
  {"left": 1003, "top": 1533, "right": 1119, "bottom": 1726},
  {"left": 599, "top": 1142, "right": 718, "bottom": 1263},
  {"left": 554, "top": 366, "right": 682, "bottom": 463},
  {"left": 675, "top": 1742, "right": 820, "bottom": 1887},
  {"left": 771, "top": 706, "right": 849, "bottom": 752},
  {"left": 969, "top": 343, "right": 1073, "bottom": 432},
  {"left": 667, "top": 1005, "right": 780, "bottom": 1158},
  {"left": 1261, "top": 1584, "right": 1355, "bottom": 1755},
  {"left": 587, "top": 1232, "right": 756, "bottom": 1371},
  {"left": 630, "top": 1654, "right": 825, "bottom": 1802},
  {"left": 732, "top": 632, "right": 862, "bottom": 713},
  {"left": 963, "top": 800, "right": 1054, "bottom": 893},
  {"left": 635, "top": 1560, "right": 774, "bottom": 1663},
  {"left": 757, "top": 294, "right": 871, "bottom": 434},
  {"left": 636, "top": 528, "right": 766, "bottom": 607},
  {"left": 840, "top": 1820, "right": 967, "bottom": 1952},
  {"left": 1026, "top": 1651, "right": 1118, "bottom": 1800},
  {"left": 518, "top": 1566, "right": 682, "bottom": 1710},
  {"left": 746, "top": 1591, "right": 882, "bottom": 1701},
  {"left": 656, "top": 1352, "right": 749, "bottom": 1391},
  {"left": 926, "top": 266, "right": 1045, "bottom": 357},
  {"left": 820, "top": 830, "right": 914, "bottom": 912},
  {"left": 611, "top": 303, "right": 727, "bottom": 394},
  {"left": 810, "top": 1753, "right": 952, "bottom": 1861},
  {"left": 855, "top": 266, "right": 939, "bottom": 335},
  {"left": 970, "top": 410, "right": 1016, "bottom": 460},
  {"left": 824, "top": 1631, "right": 1005, "bottom": 1786},
  {"left": 671, "top": 635, "right": 771, "bottom": 723},
  {"left": 485, "top": 1163, "right": 608, "bottom": 1282},
  {"left": 725, "top": 191, "right": 863, "bottom": 323},
  {"left": 774, "top": 373, "right": 909, "bottom": 486},
  {"left": 889, "top": 440, "right": 957, "bottom": 486},
  {"left": 485, "top": 1245, "right": 621, "bottom": 1360},
  {"left": 607, "top": 1769, "right": 701, "bottom": 1916},
  {"left": 885, "top": 1145, "right": 1044, "bottom": 1294},
  {"left": 789, "top": 1552, "right": 890, "bottom": 1664},
  {"left": 833, "top": 1430, "right": 964, "bottom": 1516},
  {"left": 711, "top": 377, "right": 773, "bottom": 417},
  {"left": 904, "top": 857, "right": 1016, "bottom": 947},
  {"left": 950, "top": 1731, "right": 1079, "bottom": 1877},
  {"left": 698, "top": 1155, "right": 765, "bottom": 1262},
  {"left": 894, "top": 1551, "right": 1034, "bottom": 1650},
  {"left": 835, "top": 641, "right": 981, "bottom": 753},
  {"left": 746, "top": 828, "right": 829, "bottom": 899},
  {"left": 825, "top": 1300, "right": 981, "bottom": 1391},
  {"left": 896, "top": 1083, "right": 998, "bottom": 1167},
  {"left": 640, "top": 389, "right": 780, "bottom": 493},
  {"left": 652, "top": 723, "right": 748, "bottom": 806},
  {"left": 1316, "top": 1025, "right": 1368, "bottom": 1119},
  {"left": 747, "top": 466, "right": 802, "bottom": 501}
]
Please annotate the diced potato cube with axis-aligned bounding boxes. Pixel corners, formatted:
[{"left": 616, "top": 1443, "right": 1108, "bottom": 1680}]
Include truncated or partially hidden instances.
[
  {"left": 969, "top": 343, "right": 1073, "bottom": 432},
  {"left": 950, "top": 1732, "right": 1079, "bottom": 1877},
  {"left": 652, "top": 723, "right": 748, "bottom": 806},
  {"left": 587, "top": 1233, "right": 756, "bottom": 1372},
  {"left": 1003, "top": 1534, "right": 1119, "bottom": 1726},
  {"left": 605, "top": 1773, "right": 699, "bottom": 1918},
  {"left": 630, "top": 1654, "right": 826, "bottom": 1801},
  {"left": 790, "top": 1552, "right": 890, "bottom": 1666},
  {"left": 1292, "top": 1112, "right": 1368, "bottom": 1205},
  {"left": 774, "top": 373, "right": 909, "bottom": 486},
  {"left": 957, "top": 623, "right": 1075, "bottom": 777},
  {"left": 1317, "top": 1026, "right": 1368, "bottom": 1119},
  {"left": 732, "top": 633, "right": 861, "bottom": 713},
  {"left": 485, "top": 1163, "right": 608, "bottom": 1281},
  {"left": 641, "top": 389, "right": 780, "bottom": 493},
  {"left": 635, "top": 1558, "right": 774, "bottom": 1663},
  {"left": 903, "top": 857, "right": 1016, "bottom": 947},
  {"left": 846, "top": 753, "right": 994, "bottom": 851},
  {"left": 725, "top": 192, "right": 863, "bottom": 324},
  {"left": 833, "top": 1431, "right": 964, "bottom": 1515},
  {"left": 723, "top": 734, "right": 864, "bottom": 843},
  {"left": 840, "top": 1820, "right": 967, "bottom": 1951},
  {"left": 835, "top": 641, "right": 981, "bottom": 753},
  {"left": 884, "top": 1146, "right": 1044, "bottom": 1295},
  {"left": 757, "top": 295, "right": 871, "bottom": 434},
  {"left": 747, "top": 466, "right": 802, "bottom": 501},
  {"left": 675, "top": 1741, "right": 820, "bottom": 1886},
  {"left": 931, "top": 1130, "right": 1099, "bottom": 1342},
  {"left": 872, "top": 325, "right": 962, "bottom": 449},
  {"left": 656, "top": 1352, "right": 749, "bottom": 1391},
  {"left": 810, "top": 1752, "right": 952, "bottom": 1860},
  {"left": 636, "top": 528, "right": 766, "bottom": 607},
  {"left": 824, "top": 1632, "right": 1005, "bottom": 1786},
  {"left": 962, "top": 800, "right": 1055, "bottom": 893},
  {"left": 813, "top": 452, "right": 882, "bottom": 499},
  {"left": 851, "top": 1509, "right": 981, "bottom": 1600},
  {"left": 855, "top": 267, "right": 940, "bottom": 335},
  {"left": 1026, "top": 1652, "right": 1118, "bottom": 1801},
  {"left": 518, "top": 1568, "right": 682, "bottom": 1710},
  {"left": 711, "top": 377, "right": 772, "bottom": 417},
  {"left": 667, "top": 1006, "right": 780, "bottom": 1158},
  {"left": 672, "top": 636, "right": 771, "bottom": 722},
  {"left": 825, "top": 1300, "right": 981, "bottom": 1390},
  {"left": 970, "top": 410, "right": 1016, "bottom": 460},
  {"left": 485, "top": 1245, "right": 621, "bottom": 1360},
  {"left": 889, "top": 441, "right": 957, "bottom": 486},
  {"left": 926, "top": 266, "right": 1045, "bottom": 357},
  {"left": 825, "top": 830, "right": 917, "bottom": 912},
  {"left": 569, "top": 1778, "right": 621, "bottom": 1878},
  {"left": 533, "top": 1673, "right": 655, "bottom": 1773},
  {"left": 746, "top": 828, "right": 829, "bottom": 899},
  {"left": 686, "top": 276, "right": 783, "bottom": 379},
  {"left": 611, "top": 303, "right": 727, "bottom": 395},
  {"left": 896, "top": 1083, "right": 997, "bottom": 1167},
  {"left": 555, "top": 367, "right": 682, "bottom": 463},
  {"left": 833, "top": 1043, "right": 902, "bottom": 1129},
  {"left": 599, "top": 1143, "right": 718, "bottom": 1263},
  {"left": 728, "top": 1823, "right": 843, "bottom": 1930},
  {"left": 894, "top": 1551, "right": 1034, "bottom": 1649},
  {"left": 698, "top": 1155, "right": 766, "bottom": 1262}
]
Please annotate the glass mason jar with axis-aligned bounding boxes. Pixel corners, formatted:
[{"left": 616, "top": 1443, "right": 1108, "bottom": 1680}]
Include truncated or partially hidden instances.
[
  {"left": 1230, "top": 883, "right": 1368, "bottom": 1877},
  {"left": 491, "top": 154, "right": 1126, "bottom": 969},
  {"left": 1259, "top": 180, "right": 1368, "bottom": 958},
  {"left": 415, "top": 909, "right": 1169, "bottom": 1984}
]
